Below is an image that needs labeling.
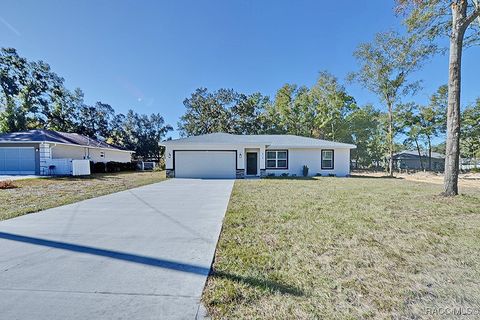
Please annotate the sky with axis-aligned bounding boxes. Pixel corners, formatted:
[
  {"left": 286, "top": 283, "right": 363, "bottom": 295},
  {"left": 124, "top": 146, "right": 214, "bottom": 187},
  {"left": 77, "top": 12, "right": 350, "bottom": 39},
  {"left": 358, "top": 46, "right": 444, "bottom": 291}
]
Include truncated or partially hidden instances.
[{"left": 1, "top": 0, "right": 479, "bottom": 139}]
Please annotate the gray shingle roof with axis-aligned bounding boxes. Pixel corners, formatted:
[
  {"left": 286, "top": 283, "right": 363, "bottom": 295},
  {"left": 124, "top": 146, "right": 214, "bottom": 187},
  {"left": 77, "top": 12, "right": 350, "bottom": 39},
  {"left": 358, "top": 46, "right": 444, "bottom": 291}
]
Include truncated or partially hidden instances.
[
  {"left": 162, "top": 132, "right": 356, "bottom": 149},
  {"left": 0, "top": 130, "right": 131, "bottom": 151}
]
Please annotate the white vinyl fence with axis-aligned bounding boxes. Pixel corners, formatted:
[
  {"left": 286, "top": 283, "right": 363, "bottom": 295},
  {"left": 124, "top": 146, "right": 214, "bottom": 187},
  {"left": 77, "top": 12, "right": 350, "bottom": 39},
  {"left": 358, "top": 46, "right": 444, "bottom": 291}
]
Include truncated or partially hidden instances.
[
  {"left": 137, "top": 161, "right": 157, "bottom": 171},
  {"left": 72, "top": 160, "right": 91, "bottom": 176}
]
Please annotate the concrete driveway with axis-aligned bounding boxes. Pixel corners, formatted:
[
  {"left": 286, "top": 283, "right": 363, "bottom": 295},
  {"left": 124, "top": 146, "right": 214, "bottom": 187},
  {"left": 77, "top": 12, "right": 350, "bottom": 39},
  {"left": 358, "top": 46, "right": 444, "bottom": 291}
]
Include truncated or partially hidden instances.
[{"left": 0, "top": 178, "right": 234, "bottom": 320}]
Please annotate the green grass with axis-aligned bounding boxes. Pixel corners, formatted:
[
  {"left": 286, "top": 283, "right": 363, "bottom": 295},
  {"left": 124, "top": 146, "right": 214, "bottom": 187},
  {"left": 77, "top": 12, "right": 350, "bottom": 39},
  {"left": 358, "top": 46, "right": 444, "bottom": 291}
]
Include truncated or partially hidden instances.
[
  {"left": 0, "top": 171, "right": 166, "bottom": 221},
  {"left": 203, "top": 177, "right": 480, "bottom": 319}
]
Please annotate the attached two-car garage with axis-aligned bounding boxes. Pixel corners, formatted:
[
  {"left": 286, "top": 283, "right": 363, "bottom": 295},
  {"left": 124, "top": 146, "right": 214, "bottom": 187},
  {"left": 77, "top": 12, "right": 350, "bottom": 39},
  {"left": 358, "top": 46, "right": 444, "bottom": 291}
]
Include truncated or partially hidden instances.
[
  {"left": 0, "top": 147, "right": 36, "bottom": 175},
  {"left": 174, "top": 150, "right": 236, "bottom": 179}
]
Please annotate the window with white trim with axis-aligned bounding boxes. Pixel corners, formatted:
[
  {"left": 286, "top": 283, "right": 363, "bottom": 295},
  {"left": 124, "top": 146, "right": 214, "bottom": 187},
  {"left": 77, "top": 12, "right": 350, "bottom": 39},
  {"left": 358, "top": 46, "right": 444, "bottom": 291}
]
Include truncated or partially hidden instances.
[
  {"left": 266, "top": 150, "right": 288, "bottom": 169},
  {"left": 321, "top": 150, "right": 334, "bottom": 169}
]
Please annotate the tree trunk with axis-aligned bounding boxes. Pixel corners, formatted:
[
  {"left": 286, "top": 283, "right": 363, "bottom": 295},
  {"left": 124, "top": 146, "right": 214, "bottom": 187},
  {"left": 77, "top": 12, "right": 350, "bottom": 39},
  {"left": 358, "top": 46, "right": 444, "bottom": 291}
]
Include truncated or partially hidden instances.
[
  {"left": 388, "top": 103, "right": 394, "bottom": 176},
  {"left": 415, "top": 139, "right": 424, "bottom": 171},
  {"left": 427, "top": 137, "right": 432, "bottom": 171},
  {"left": 443, "top": 4, "right": 466, "bottom": 196}
]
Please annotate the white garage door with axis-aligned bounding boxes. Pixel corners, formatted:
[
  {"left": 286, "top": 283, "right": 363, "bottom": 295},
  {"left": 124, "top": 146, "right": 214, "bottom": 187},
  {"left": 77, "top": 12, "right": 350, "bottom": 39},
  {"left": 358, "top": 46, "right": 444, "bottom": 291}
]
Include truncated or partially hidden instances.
[
  {"left": 175, "top": 151, "right": 236, "bottom": 179},
  {"left": 0, "top": 147, "right": 36, "bottom": 174}
]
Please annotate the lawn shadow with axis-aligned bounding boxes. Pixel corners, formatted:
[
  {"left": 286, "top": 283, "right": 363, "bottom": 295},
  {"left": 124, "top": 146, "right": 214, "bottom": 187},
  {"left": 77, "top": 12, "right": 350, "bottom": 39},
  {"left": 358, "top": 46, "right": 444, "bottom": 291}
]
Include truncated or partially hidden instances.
[{"left": 210, "top": 270, "right": 304, "bottom": 296}]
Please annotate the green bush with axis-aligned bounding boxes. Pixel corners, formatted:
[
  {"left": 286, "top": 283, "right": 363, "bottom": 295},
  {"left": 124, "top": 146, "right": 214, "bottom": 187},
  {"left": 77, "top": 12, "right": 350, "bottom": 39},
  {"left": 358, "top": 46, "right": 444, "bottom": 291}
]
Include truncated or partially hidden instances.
[
  {"left": 90, "top": 162, "right": 106, "bottom": 173},
  {"left": 106, "top": 161, "right": 136, "bottom": 173},
  {"left": 89, "top": 161, "right": 135, "bottom": 173}
]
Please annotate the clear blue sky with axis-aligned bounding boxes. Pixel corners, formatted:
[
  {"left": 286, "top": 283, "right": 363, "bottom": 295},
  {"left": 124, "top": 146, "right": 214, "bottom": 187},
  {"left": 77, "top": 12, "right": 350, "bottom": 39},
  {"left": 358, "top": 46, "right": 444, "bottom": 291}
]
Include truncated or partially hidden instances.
[{"left": 2, "top": 0, "right": 479, "bottom": 139}]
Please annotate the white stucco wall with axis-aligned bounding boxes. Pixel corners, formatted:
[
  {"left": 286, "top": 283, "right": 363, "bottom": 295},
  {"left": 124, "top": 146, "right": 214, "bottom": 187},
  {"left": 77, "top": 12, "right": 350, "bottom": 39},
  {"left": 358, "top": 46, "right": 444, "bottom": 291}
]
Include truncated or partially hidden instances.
[
  {"left": 51, "top": 144, "right": 86, "bottom": 159},
  {"left": 51, "top": 144, "right": 132, "bottom": 163},
  {"left": 165, "top": 144, "right": 352, "bottom": 177},
  {"left": 87, "top": 148, "right": 132, "bottom": 163},
  {"left": 266, "top": 148, "right": 351, "bottom": 177}
]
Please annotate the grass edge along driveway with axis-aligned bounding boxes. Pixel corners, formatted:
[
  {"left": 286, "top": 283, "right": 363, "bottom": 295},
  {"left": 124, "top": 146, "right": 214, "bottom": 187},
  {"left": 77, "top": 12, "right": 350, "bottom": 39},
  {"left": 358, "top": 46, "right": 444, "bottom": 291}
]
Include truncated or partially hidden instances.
[
  {"left": 0, "top": 171, "right": 166, "bottom": 222},
  {"left": 203, "top": 176, "right": 480, "bottom": 319}
]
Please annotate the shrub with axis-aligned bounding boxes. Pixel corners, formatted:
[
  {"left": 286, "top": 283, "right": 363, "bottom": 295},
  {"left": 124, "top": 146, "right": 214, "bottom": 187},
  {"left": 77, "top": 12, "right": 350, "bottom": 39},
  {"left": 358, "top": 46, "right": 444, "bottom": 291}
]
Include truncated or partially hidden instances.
[
  {"left": 89, "top": 161, "right": 136, "bottom": 173},
  {"left": 0, "top": 180, "right": 17, "bottom": 189},
  {"left": 281, "top": 173, "right": 289, "bottom": 177},
  {"left": 302, "top": 165, "right": 309, "bottom": 177},
  {"left": 471, "top": 167, "right": 480, "bottom": 173},
  {"left": 316, "top": 173, "right": 322, "bottom": 177},
  {"left": 90, "top": 162, "right": 106, "bottom": 173},
  {"left": 328, "top": 173, "right": 336, "bottom": 177},
  {"left": 267, "top": 173, "right": 276, "bottom": 177}
]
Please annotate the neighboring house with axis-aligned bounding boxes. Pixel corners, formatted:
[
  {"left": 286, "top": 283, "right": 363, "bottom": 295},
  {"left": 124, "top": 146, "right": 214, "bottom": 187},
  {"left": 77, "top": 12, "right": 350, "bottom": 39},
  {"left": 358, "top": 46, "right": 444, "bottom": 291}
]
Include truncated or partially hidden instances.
[
  {"left": 392, "top": 150, "right": 445, "bottom": 171},
  {"left": 0, "top": 130, "right": 134, "bottom": 175},
  {"left": 161, "top": 133, "right": 356, "bottom": 179}
]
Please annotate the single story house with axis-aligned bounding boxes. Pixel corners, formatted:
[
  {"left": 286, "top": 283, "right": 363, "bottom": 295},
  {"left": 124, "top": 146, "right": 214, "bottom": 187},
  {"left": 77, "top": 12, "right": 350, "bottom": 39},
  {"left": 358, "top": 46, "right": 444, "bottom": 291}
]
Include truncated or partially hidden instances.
[
  {"left": 392, "top": 150, "right": 445, "bottom": 171},
  {"left": 0, "top": 130, "right": 134, "bottom": 175},
  {"left": 161, "top": 133, "right": 356, "bottom": 179}
]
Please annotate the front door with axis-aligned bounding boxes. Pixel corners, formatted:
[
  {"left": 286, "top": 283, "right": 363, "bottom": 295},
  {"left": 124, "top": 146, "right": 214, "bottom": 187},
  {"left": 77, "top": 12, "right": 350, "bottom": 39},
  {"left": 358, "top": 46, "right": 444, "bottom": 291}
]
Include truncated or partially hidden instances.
[{"left": 246, "top": 152, "right": 258, "bottom": 175}]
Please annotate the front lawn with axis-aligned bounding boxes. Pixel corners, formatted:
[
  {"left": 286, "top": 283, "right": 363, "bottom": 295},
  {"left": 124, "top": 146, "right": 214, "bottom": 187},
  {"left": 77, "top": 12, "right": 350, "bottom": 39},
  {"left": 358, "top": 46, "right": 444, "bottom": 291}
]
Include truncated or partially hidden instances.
[
  {"left": 0, "top": 171, "right": 166, "bottom": 221},
  {"left": 203, "top": 177, "right": 480, "bottom": 319}
]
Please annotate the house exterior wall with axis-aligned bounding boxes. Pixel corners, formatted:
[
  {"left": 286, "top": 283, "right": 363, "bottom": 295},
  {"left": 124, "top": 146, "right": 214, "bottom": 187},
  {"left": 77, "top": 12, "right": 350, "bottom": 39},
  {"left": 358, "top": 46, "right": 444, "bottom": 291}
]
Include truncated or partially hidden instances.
[
  {"left": 165, "top": 144, "right": 352, "bottom": 178},
  {"left": 87, "top": 148, "right": 132, "bottom": 163},
  {"left": 51, "top": 144, "right": 86, "bottom": 160},
  {"left": 51, "top": 144, "right": 132, "bottom": 163},
  {"left": 265, "top": 148, "right": 351, "bottom": 177}
]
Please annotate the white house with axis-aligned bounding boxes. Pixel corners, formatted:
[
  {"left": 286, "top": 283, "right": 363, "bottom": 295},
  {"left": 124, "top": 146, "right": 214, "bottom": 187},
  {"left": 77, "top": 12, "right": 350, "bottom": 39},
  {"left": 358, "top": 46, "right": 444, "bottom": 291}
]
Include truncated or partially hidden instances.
[
  {"left": 161, "top": 133, "right": 356, "bottom": 179},
  {"left": 0, "top": 130, "right": 134, "bottom": 175}
]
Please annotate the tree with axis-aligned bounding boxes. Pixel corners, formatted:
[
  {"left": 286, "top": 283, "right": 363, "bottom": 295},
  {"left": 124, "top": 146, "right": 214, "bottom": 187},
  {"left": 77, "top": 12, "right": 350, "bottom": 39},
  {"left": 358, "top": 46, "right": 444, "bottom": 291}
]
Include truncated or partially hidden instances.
[
  {"left": 46, "top": 87, "right": 84, "bottom": 132},
  {"left": 109, "top": 110, "right": 173, "bottom": 160},
  {"left": 230, "top": 92, "right": 270, "bottom": 135},
  {"left": 0, "top": 48, "right": 27, "bottom": 131},
  {"left": 310, "top": 71, "right": 356, "bottom": 141},
  {"left": 178, "top": 88, "right": 269, "bottom": 136},
  {"left": 77, "top": 101, "right": 115, "bottom": 139},
  {"left": 347, "top": 104, "right": 384, "bottom": 169},
  {"left": 420, "top": 85, "right": 447, "bottom": 169},
  {"left": 266, "top": 72, "right": 356, "bottom": 141},
  {"left": 397, "top": 103, "right": 426, "bottom": 170},
  {"left": 396, "top": 0, "right": 480, "bottom": 194},
  {"left": 0, "top": 48, "right": 65, "bottom": 132},
  {"left": 349, "top": 31, "right": 435, "bottom": 176},
  {"left": 178, "top": 88, "right": 232, "bottom": 136},
  {"left": 267, "top": 84, "right": 312, "bottom": 136}
]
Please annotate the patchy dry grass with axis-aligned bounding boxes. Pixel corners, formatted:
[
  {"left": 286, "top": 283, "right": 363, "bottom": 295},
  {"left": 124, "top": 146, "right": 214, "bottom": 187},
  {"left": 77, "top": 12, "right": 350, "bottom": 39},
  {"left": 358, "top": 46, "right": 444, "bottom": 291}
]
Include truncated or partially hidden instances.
[
  {"left": 0, "top": 171, "right": 166, "bottom": 221},
  {"left": 203, "top": 177, "right": 480, "bottom": 319}
]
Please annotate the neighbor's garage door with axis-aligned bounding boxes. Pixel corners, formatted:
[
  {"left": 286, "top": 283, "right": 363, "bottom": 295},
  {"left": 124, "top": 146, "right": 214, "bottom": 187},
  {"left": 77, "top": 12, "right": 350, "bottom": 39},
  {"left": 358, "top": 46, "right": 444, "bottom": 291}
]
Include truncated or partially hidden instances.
[
  {"left": 0, "top": 147, "right": 36, "bottom": 175},
  {"left": 174, "top": 151, "right": 236, "bottom": 179}
]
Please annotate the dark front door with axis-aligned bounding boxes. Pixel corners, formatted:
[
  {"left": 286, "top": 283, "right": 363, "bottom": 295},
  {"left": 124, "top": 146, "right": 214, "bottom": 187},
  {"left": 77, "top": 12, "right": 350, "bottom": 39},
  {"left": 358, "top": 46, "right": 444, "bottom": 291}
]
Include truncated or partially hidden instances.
[{"left": 246, "top": 152, "right": 258, "bottom": 175}]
